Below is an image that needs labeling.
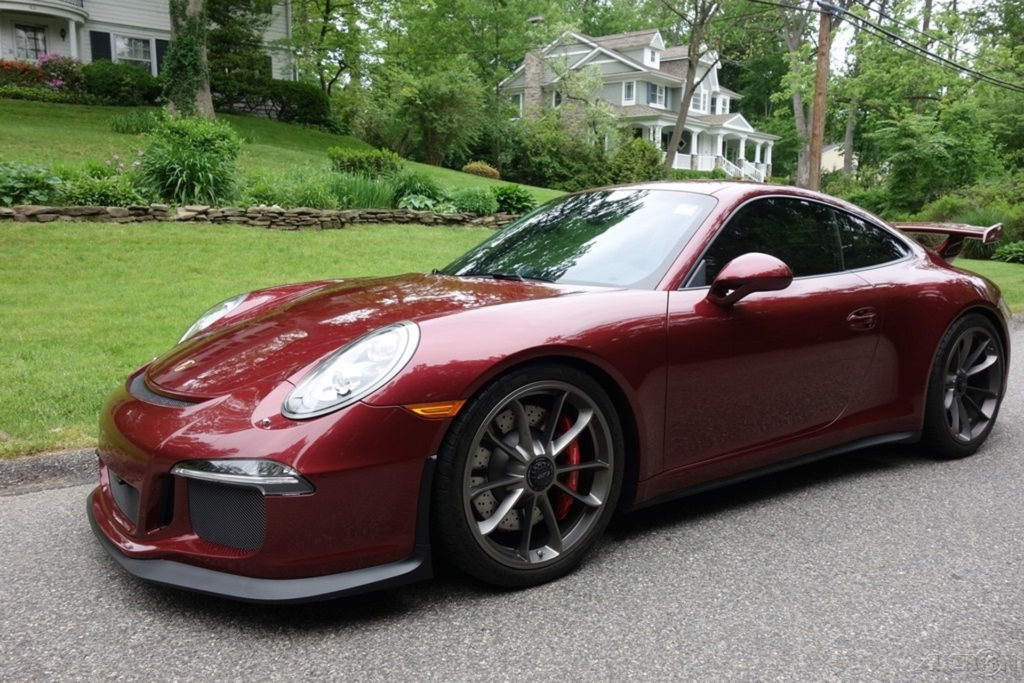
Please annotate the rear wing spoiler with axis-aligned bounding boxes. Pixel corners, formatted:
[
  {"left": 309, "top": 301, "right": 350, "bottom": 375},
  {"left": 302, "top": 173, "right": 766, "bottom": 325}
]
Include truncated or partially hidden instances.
[{"left": 893, "top": 221, "right": 1003, "bottom": 263}]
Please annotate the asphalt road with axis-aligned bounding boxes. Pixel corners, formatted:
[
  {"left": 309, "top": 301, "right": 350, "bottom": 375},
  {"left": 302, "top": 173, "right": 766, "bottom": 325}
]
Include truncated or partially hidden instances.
[{"left": 2, "top": 325, "right": 1022, "bottom": 681}]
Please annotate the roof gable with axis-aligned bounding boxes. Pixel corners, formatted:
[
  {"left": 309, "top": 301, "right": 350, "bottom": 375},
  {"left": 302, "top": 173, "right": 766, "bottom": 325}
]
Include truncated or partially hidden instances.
[{"left": 591, "top": 29, "right": 664, "bottom": 52}]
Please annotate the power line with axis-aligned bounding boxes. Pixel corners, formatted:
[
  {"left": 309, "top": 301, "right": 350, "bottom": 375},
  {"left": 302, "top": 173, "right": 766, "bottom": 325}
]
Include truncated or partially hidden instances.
[
  {"left": 743, "top": 0, "right": 1024, "bottom": 95},
  {"left": 850, "top": 0, "right": 1024, "bottom": 81}
]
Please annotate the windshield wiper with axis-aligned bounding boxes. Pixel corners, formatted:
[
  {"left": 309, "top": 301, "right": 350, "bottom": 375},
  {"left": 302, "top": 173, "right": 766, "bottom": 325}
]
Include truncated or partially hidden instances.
[{"left": 475, "top": 271, "right": 553, "bottom": 283}]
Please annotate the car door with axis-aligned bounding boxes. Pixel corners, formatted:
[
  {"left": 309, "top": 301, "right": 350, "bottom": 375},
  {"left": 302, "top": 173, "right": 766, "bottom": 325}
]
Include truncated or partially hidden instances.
[{"left": 662, "top": 196, "right": 882, "bottom": 475}]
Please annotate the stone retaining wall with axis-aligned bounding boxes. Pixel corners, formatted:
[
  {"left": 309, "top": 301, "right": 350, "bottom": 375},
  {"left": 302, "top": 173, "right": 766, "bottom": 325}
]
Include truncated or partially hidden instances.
[{"left": 0, "top": 204, "right": 520, "bottom": 230}]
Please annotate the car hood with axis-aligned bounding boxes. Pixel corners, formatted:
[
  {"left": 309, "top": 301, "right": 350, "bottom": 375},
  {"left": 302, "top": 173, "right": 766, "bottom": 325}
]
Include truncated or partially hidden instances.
[{"left": 145, "top": 273, "right": 588, "bottom": 400}]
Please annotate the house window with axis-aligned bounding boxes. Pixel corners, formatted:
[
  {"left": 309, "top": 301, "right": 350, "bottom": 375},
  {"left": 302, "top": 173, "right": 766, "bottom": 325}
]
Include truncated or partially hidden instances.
[
  {"left": 647, "top": 83, "right": 665, "bottom": 108},
  {"left": 690, "top": 88, "right": 707, "bottom": 112},
  {"left": 510, "top": 93, "right": 523, "bottom": 117},
  {"left": 622, "top": 81, "right": 635, "bottom": 105},
  {"left": 115, "top": 36, "right": 154, "bottom": 74},
  {"left": 711, "top": 96, "right": 718, "bottom": 114},
  {"left": 15, "top": 26, "right": 47, "bottom": 61},
  {"left": 721, "top": 97, "right": 729, "bottom": 113},
  {"left": 552, "top": 90, "right": 562, "bottom": 108}
]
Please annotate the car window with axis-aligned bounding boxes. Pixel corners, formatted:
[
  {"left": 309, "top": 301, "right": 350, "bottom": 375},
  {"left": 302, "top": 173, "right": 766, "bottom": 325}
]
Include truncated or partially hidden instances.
[
  {"left": 833, "top": 209, "right": 908, "bottom": 269},
  {"left": 442, "top": 190, "right": 717, "bottom": 289},
  {"left": 688, "top": 197, "right": 842, "bottom": 286}
]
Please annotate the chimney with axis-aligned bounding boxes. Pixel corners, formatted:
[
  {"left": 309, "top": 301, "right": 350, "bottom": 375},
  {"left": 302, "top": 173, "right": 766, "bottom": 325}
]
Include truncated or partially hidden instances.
[{"left": 523, "top": 49, "right": 543, "bottom": 117}]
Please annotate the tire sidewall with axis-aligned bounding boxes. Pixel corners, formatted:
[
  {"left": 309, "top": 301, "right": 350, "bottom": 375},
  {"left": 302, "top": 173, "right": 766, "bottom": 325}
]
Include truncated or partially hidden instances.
[{"left": 433, "top": 363, "right": 625, "bottom": 588}]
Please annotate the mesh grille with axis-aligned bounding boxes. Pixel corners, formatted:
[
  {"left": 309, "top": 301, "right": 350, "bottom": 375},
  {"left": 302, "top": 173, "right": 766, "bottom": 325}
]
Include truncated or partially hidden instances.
[
  {"left": 187, "top": 480, "right": 266, "bottom": 551},
  {"left": 109, "top": 475, "right": 139, "bottom": 525}
]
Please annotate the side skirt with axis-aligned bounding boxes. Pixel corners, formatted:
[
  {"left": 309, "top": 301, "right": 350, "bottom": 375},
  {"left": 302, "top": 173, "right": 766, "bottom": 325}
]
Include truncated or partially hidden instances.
[{"left": 625, "top": 431, "right": 919, "bottom": 512}]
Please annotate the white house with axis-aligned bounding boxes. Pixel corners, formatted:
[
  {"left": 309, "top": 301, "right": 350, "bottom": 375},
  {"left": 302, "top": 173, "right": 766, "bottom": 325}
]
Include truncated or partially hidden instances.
[
  {"left": 0, "top": 0, "right": 294, "bottom": 79},
  {"left": 501, "top": 29, "right": 779, "bottom": 181}
]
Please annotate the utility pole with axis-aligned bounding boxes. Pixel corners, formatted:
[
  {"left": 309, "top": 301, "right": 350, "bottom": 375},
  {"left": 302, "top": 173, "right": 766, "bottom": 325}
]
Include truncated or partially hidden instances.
[{"left": 808, "top": 2, "right": 834, "bottom": 191}]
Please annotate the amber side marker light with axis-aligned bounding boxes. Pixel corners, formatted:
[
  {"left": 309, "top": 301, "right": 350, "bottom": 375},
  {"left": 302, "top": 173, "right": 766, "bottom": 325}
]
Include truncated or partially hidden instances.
[{"left": 404, "top": 400, "right": 466, "bottom": 418}]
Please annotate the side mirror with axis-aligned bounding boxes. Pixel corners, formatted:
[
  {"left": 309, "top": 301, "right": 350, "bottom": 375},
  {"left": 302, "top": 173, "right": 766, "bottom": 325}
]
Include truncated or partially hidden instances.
[{"left": 707, "top": 252, "right": 793, "bottom": 307}]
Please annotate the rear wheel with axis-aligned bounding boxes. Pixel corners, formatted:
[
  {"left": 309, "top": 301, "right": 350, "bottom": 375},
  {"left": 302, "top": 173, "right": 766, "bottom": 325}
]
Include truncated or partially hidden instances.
[
  {"left": 433, "top": 364, "right": 623, "bottom": 587},
  {"left": 920, "top": 314, "right": 1006, "bottom": 459}
]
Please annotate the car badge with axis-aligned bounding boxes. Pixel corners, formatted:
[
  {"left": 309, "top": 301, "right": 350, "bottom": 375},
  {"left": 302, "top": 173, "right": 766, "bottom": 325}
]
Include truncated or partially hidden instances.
[{"left": 173, "top": 359, "right": 197, "bottom": 372}]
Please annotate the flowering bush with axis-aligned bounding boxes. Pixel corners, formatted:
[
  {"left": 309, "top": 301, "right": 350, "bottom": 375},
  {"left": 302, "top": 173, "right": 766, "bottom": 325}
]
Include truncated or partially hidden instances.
[
  {"left": 37, "top": 53, "right": 86, "bottom": 92},
  {"left": 0, "top": 59, "right": 46, "bottom": 87}
]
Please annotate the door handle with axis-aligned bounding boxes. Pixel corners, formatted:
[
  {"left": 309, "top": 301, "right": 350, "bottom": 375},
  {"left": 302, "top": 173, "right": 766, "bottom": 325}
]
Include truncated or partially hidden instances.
[{"left": 846, "top": 307, "right": 878, "bottom": 331}]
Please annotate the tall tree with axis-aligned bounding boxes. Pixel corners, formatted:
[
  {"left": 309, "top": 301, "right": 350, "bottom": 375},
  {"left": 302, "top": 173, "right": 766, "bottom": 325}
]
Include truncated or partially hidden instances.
[
  {"left": 164, "top": 0, "right": 215, "bottom": 118},
  {"left": 287, "top": 0, "right": 369, "bottom": 95},
  {"left": 206, "top": 0, "right": 274, "bottom": 110}
]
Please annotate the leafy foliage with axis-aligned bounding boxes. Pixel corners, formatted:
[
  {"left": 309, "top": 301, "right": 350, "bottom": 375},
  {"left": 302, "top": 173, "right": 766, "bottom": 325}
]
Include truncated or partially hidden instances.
[
  {"left": 109, "top": 110, "right": 161, "bottom": 135},
  {"left": 0, "top": 59, "right": 45, "bottom": 87},
  {"left": 669, "top": 168, "right": 728, "bottom": 180},
  {"left": 397, "top": 193, "right": 438, "bottom": 211},
  {"left": 58, "top": 174, "right": 147, "bottom": 206},
  {"left": 262, "top": 80, "right": 331, "bottom": 125},
  {"left": 462, "top": 161, "right": 501, "bottom": 179},
  {"left": 491, "top": 184, "right": 537, "bottom": 214},
  {"left": 206, "top": 0, "right": 274, "bottom": 111},
  {"left": 0, "top": 163, "right": 62, "bottom": 206},
  {"left": 390, "top": 168, "right": 446, "bottom": 203},
  {"left": 450, "top": 187, "right": 499, "bottom": 215},
  {"left": 0, "top": 84, "right": 108, "bottom": 105},
  {"left": 607, "top": 138, "right": 665, "bottom": 184},
  {"left": 139, "top": 115, "right": 241, "bottom": 204},
  {"left": 992, "top": 241, "right": 1024, "bottom": 264},
  {"left": 37, "top": 54, "right": 86, "bottom": 92},
  {"left": 327, "top": 147, "right": 402, "bottom": 177},
  {"left": 82, "top": 60, "right": 160, "bottom": 105}
]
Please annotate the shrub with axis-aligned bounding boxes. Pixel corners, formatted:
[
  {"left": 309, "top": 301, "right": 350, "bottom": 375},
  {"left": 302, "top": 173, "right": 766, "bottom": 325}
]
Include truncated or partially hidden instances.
[
  {"left": 59, "top": 174, "right": 147, "bottom": 206},
  {"left": 109, "top": 110, "right": 160, "bottom": 135},
  {"left": 37, "top": 53, "right": 85, "bottom": 91},
  {"left": 389, "top": 167, "right": 445, "bottom": 202},
  {"left": 397, "top": 193, "right": 437, "bottom": 211},
  {"left": 328, "top": 147, "right": 402, "bottom": 177},
  {"left": 669, "top": 167, "right": 729, "bottom": 180},
  {"left": 0, "top": 59, "right": 45, "bottom": 87},
  {"left": 331, "top": 173, "right": 396, "bottom": 209},
  {"left": 83, "top": 60, "right": 160, "bottom": 106},
  {"left": 607, "top": 138, "right": 664, "bottom": 184},
  {"left": 992, "top": 241, "right": 1024, "bottom": 264},
  {"left": 0, "top": 162, "right": 62, "bottom": 206},
  {"left": 450, "top": 187, "right": 498, "bottom": 215},
  {"left": 491, "top": 184, "right": 536, "bottom": 214},
  {"left": 262, "top": 80, "right": 331, "bottom": 125},
  {"left": 139, "top": 116, "right": 241, "bottom": 204},
  {"left": 0, "top": 84, "right": 108, "bottom": 105},
  {"left": 462, "top": 161, "right": 500, "bottom": 179}
]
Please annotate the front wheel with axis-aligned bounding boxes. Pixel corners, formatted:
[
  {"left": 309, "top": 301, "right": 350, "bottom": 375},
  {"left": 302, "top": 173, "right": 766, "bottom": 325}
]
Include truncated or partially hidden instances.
[
  {"left": 920, "top": 314, "right": 1006, "bottom": 459},
  {"left": 433, "top": 364, "right": 624, "bottom": 588}
]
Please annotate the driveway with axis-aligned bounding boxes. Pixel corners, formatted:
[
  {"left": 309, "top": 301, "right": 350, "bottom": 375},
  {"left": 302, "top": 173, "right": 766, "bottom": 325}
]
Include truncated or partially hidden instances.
[{"left": 2, "top": 324, "right": 1022, "bottom": 681}]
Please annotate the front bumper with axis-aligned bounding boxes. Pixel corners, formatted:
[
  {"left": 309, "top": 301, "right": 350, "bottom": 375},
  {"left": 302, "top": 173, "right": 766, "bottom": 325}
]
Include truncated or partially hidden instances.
[
  {"left": 88, "top": 479, "right": 433, "bottom": 604},
  {"left": 89, "top": 372, "right": 446, "bottom": 602}
]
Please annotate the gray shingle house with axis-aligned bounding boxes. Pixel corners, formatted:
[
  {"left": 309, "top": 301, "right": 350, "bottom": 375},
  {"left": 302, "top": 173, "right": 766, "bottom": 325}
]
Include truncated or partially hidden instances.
[
  {"left": 501, "top": 29, "right": 778, "bottom": 180},
  {"left": 0, "top": 0, "right": 293, "bottom": 80}
]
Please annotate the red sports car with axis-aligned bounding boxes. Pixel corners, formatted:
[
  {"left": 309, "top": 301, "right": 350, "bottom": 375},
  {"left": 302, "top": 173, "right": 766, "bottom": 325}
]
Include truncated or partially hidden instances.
[{"left": 88, "top": 182, "right": 1011, "bottom": 602}]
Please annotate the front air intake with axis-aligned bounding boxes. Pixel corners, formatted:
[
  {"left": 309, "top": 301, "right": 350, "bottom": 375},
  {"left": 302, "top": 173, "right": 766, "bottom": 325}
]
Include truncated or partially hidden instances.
[{"left": 187, "top": 480, "right": 266, "bottom": 551}]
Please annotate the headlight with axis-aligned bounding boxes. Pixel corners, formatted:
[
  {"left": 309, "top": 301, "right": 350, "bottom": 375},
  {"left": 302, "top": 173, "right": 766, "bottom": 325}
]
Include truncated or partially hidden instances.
[
  {"left": 178, "top": 292, "right": 249, "bottom": 343},
  {"left": 283, "top": 321, "right": 419, "bottom": 419}
]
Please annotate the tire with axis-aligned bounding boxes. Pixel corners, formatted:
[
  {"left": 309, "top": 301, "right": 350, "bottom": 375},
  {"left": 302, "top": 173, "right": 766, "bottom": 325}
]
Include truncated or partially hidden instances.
[
  {"left": 920, "top": 313, "right": 1006, "bottom": 459},
  {"left": 433, "top": 364, "right": 624, "bottom": 588}
]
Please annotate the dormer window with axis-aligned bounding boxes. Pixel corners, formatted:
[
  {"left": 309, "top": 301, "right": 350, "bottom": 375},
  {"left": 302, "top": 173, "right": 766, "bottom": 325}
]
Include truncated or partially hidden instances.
[
  {"left": 644, "top": 48, "right": 659, "bottom": 68},
  {"left": 622, "top": 80, "right": 636, "bottom": 105}
]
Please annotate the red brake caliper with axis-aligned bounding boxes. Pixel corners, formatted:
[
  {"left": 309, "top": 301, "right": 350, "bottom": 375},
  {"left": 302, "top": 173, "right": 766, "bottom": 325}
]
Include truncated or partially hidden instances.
[{"left": 554, "top": 415, "right": 580, "bottom": 520}]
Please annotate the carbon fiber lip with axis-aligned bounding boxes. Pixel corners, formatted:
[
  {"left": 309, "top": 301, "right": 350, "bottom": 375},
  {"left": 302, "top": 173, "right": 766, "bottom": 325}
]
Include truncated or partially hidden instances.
[{"left": 129, "top": 374, "right": 198, "bottom": 408}]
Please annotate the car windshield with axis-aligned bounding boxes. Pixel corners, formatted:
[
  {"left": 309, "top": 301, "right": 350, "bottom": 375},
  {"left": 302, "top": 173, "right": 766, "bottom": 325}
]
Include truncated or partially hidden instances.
[{"left": 441, "top": 189, "right": 717, "bottom": 289}]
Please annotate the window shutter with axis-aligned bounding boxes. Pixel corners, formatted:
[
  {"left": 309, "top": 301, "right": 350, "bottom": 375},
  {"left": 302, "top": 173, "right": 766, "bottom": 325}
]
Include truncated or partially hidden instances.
[
  {"left": 90, "top": 31, "right": 111, "bottom": 61},
  {"left": 155, "top": 39, "right": 169, "bottom": 73}
]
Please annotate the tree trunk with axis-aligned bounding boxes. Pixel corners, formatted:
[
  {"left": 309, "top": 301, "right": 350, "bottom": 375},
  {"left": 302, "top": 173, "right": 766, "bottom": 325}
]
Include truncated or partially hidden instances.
[
  {"left": 192, "top": 0, "right": 214, "bottom": 120},
  {"left": 663, "top": 1, "right": 718, "bottom": 174},
  {"left": 167, "top": 0, "right": 214, "bottom": 119},
  {"left": 842, "top": 102, "right": 856, "bottom": 174}
]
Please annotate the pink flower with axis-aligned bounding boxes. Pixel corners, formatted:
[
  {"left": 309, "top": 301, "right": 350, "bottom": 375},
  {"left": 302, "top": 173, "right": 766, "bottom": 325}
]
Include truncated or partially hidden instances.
[{"left": 113, "top": 154, "right": 120, "bottom": 161}]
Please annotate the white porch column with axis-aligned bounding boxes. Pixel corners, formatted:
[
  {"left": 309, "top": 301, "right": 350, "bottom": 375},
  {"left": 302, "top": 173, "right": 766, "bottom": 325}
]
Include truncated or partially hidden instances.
[
  {"left": 68, "top": 20, "right": 79, "bottom": 59},
  {"left": 755, "top": 141, "right": 763, "bottom": 164},
  {"left": 654, "top": 126, "right": 664, "bottom": 150},
  {"left": 765, "top": 143, "right": 773, "bottom": 165},
  {"left": 715, "top": 133, "right": 724, "bottom": 157},
  {"left": 689, "top": 129, "right": 699, "bottom": 153},
  {"left": 738, "top": 136, "right": 747, "bottom": 162}
]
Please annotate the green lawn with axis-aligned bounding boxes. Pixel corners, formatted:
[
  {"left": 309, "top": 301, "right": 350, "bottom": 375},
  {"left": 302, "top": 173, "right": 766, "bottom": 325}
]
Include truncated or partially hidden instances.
[
  {"left": 958, "top": 259, "right": 1024, "bottom": 313},
  {"left": 0, "top": 99, "right": 563, "bottom": 203},
  {"left": 0, "top": 221, "right": 491, "bottom": 457}
]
